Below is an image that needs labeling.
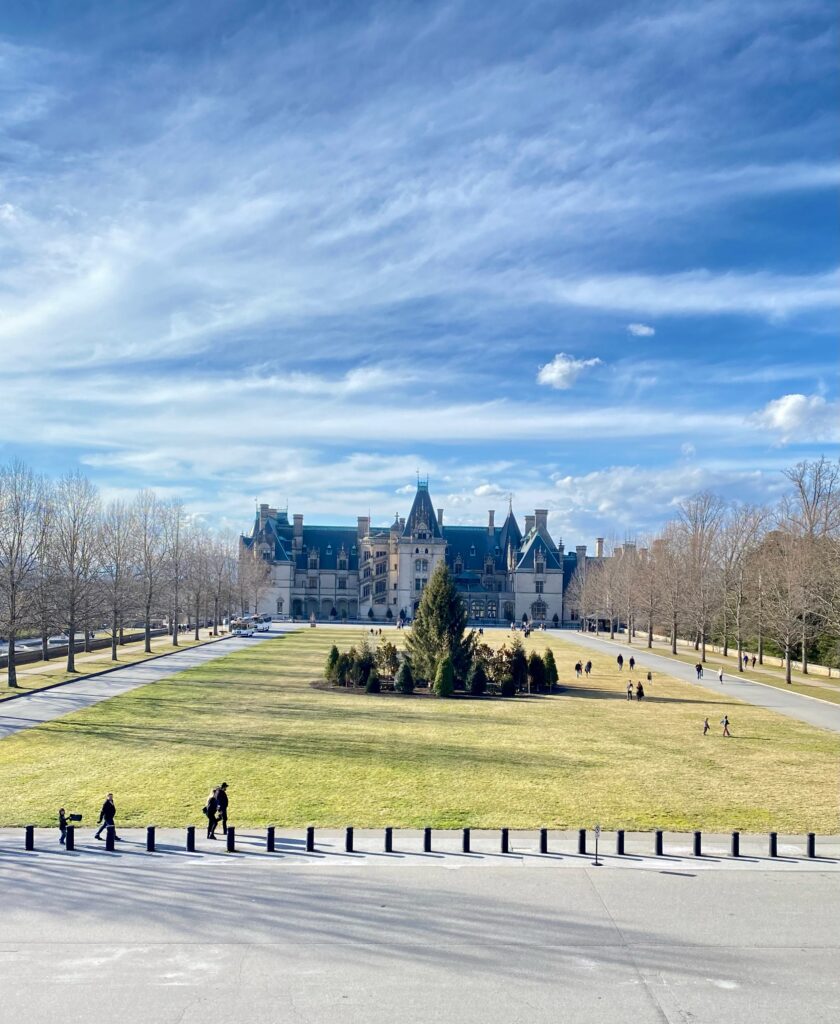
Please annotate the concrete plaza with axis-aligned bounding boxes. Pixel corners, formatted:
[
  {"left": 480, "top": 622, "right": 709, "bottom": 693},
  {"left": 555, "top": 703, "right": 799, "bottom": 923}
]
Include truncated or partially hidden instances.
[{"left": 1, "top": 830, "right": 838, "bottom": 1023}]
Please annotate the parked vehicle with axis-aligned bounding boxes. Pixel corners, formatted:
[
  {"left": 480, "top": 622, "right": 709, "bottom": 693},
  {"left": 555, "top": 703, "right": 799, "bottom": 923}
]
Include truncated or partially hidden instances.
[
  {"left": 256, "top": 614, "right": 272, "bottom": 632},
  {"left": 231, "top": 618, "right": 255, "bottom": 637}
]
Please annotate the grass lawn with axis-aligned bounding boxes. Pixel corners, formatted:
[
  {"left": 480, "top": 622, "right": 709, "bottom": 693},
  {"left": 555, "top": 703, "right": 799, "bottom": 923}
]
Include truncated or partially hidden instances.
[
  {"left": 0, "top": 629, "right": 220, "bottom": 701},
  {"left": 1, "top": 626, "right": 838, "bottom": 833}
]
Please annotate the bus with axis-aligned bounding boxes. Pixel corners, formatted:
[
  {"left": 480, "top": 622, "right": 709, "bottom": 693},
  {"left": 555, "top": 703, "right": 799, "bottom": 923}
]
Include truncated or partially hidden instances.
[
  {"left": 231, "top": 618, "right": 256, "bottom": 637},
  {"left": 256, "top": 614, "right": 272, "bottom": 632}
]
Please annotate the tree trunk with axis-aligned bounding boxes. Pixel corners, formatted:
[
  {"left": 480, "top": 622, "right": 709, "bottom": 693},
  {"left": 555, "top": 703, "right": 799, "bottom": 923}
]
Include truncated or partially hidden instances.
[
  {"left": 66, "top": 607, "right": 76, "bottom": 673},
  {"left": 119, "top": 615, "right": 125, "bottom": 646},
  {"left": 694, "top": 633, "right": 700, "bottom": 651},
  {"left": 194, "top": 595, "right": 200, "bottom": 641},
  {"left": 670, "top": 615, "right": 677, "bottom": 655},
  {"left": 111, "top": 607, "right": 118, "bottom": 661},
  {"left": 83, "top": 601, "right": 91, "bottom": 653},
  {"left": 701, "top": 631, "right": 706, "bottom": 663},
  {"left": 7, "top": 627, "right": 18, "bottom": 688},
  {"left": 802, "top": 627, "right": 808, "bottom": 675},
  {"left": 172, "top": 590, "right": 179, "bottom": 647},
  {"left": 785, "top": 643, "right": 792, "bottom": 684},
  {"left": 41, "top": 628, "right": 49, "bottom": 663},
  {"left": 213, "top": 596, "right": 219, "bottom": 636},
  {"left": 144, "top": 599, "right": 152, "bottom": 654},
  {"left": 647, "top": 610, "right": 653, "bottom": 648}
]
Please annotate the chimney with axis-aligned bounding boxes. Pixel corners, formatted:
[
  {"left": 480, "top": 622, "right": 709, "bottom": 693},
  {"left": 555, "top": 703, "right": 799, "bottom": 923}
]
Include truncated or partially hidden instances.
[
  {"left": 488, "top": 509, "right": 495, "bottom": 535},
  {"left": 259, "top": 503, "right": 270, "bottom": 529},
  {"left": 525, "top": 515, "right": 535, "bottom": 534},
  {"left": 399, "top": 517, "right": 405, "bottom": 532},
  {"left": 556, "top": 538, "right": 565, "bottom": 556},
  {"left": 437, "top": 508, "right": 444, "bottom": 529},
  {"left": 357, "top": 516, "right": 369, "bottom": 539},
  {"left": 614, "top": 545, "right": 623, "bottom": 558},
  {"left": 576, "top": 544, "right": 587, "bottom": 561},
  {"left": 595, "top": 537, "right": 604, "bottom": 558},
  {"left": 293, "top": 513, "right": 303, "bottom": 551},
  {"left": 534, "top": 509, "right": 548, "bottom": 533}
]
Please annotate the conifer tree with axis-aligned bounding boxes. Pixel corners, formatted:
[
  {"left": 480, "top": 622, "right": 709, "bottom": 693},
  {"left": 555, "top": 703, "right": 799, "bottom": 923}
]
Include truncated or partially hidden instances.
[
  {"left": 433, "top": 654, "right": 455, "bottom": 697},
  {"left": 543, "top": 648, "right": 558, "bottom": 692},
  {"left": 407, "top": 563, "right": 473, "bottom": 682},
  {"left": 395, "top": 659, "right": 415, "bottom": 694},
  {"left": 467, "top": 661, "right": 488, "bottom": 696},
  {"left": 325, "top": 644, "right": 340, "bottom": 682},
  {"left": 509, "top": 636, "right": 528, "bottom": 691},
  {"left": 527, "top": 650, "right": 546, "bottom": 694}
]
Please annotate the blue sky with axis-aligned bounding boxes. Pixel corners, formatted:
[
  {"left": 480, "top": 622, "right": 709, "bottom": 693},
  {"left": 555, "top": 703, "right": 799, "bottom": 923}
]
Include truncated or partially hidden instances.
[{"left": 1, "top": 0, "right": 837, "bottom": 542}]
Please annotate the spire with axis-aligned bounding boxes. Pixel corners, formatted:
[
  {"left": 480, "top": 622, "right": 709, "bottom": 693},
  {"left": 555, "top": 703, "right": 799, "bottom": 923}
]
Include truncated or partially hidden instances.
[{"left": 402, "top": 479, "right": 442, "bottom": 537}]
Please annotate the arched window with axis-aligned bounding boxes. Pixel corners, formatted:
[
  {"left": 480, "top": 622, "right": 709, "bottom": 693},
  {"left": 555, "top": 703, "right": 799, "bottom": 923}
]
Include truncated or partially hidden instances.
[
  {"left": 276, "top": 597, "right": 284, "bottom": 614},
  {"left": 531, "top": 600, "right": 547, "bottom": 620}
]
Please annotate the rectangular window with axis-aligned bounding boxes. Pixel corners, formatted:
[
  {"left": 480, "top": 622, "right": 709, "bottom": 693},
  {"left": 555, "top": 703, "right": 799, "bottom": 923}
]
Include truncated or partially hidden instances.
[
  {"left": 308, "top": 578, "right": 318, "bottom": 589},
  {"left": 535, "top": 581, "right": 544, "bottom": 594},
  {"left": 338, "top": 579, "right": 347, "bottom": 590},
  {"left": 375, "top": 580, "right": 386, "bottom": 594}
]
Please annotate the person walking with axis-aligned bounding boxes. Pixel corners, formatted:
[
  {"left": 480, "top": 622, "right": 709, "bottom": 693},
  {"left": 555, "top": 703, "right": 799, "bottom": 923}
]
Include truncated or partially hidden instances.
[
  {"left": 646, "top": 671, "right": 652, "bottom": 686},
  {"left": 626, "top": 681, "right": 633, "bottom": 701},
  {"left": 635, "top": 681, "right": 644, "bottom": 701},
  {"left": 718, "top": 667, "right": 724, "bottom": 684},
  {"left": 575, "top": 661, "right": 582, "bottom": 678},
  {"left": 584, "top": 660, "right": 592, "bottom": 677},
  {"left": 742, "top": 653, "right": 749, "bottom": 670},
  {"left": 629, "top": 656, "right": 635, "bottom": 671},
  {"left": 703, "top": 717, "right": 710, "bottom": 736},
  {"left": 751, "top": 655, "right": 756, "bottom": 669},
  {"left": 94, "top": 792, "right": 121, "bottom": 841},
  {"left": 204, "top": 788, "right": 220, "bottom": 839},
  {"left": 216, "top": 782, "right": 229, "bottom": 835},
  {"left": 695, "top": 662, "right": 703, "bottom": 679},
  {"left": 617, "top": 654, "right": 624, "bottom": 671},
  {"left": 721, "top": 715, "right": 731, "bottom": 737},
  {"left": 58, "top": 808, "right": 68, "bottom": 845}
]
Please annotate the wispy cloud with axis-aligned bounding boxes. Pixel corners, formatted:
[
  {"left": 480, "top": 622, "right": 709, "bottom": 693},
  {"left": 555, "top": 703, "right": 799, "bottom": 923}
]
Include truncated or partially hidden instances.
[
  {"left": 537, "top": 353, "right": 603, "bottom": 390},
  {"left": 627, "top": 323, "right": 655, "bottom": 337}
]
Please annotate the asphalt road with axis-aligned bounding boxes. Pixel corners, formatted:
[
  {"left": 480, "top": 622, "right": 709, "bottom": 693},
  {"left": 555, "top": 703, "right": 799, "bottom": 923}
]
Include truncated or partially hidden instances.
[
  {"left": 555, "top": 630, "right": 840, "bottom": 733},
  {"left": 1, "top": 849, "right": 837, "bottom": 1024}
]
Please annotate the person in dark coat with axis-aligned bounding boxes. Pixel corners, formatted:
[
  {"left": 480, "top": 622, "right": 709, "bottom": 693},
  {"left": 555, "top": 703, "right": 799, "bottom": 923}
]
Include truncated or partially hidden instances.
[
  {"left": 584, "top": 660, "right": 592, "bottom": 677},
  {"left": 617, "top": 654, "right": 624, "bottom": 671},
  {"left": 629, "top": 656, "right": 635, "bottom": 671},
  {"left": 204, "top": 788, "right": 220, "bottom": 839},
  {"left": 635, "top": 681, "right": 644, "bottom": 701},
  {"left": 94, "top": 792, "right": 121, "bottom": 841},
  {"left": 59, "top": 808, "right": 68, "bottom": 845},
  {"left": 216, "top": 782, "right": 229, "bottom": 835},
  {"left": 574, "top": 661, "right": 582, "bottom": 677}
]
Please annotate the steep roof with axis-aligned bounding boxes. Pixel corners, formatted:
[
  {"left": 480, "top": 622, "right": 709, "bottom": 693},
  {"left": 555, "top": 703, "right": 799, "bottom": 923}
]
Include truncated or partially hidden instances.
[
  {"left": 403, "top": 481, "right": 442, "bottom": 538},
  {"left": 296, "top": 525, "right": 360, "bottom": 571},
  {"left": 516, "top": 529, "right": 563, "bottom": 571},
  {"left": 442, "top": 525, "right": 504, "bottom": 572},
  {"left": 498, "top": 506, "right": 521, "bottom": 556}
]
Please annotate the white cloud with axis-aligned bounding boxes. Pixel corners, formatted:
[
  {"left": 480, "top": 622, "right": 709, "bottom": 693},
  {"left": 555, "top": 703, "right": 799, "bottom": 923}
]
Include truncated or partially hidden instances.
[
  {"left": 537, "top": 353, "right": 602, "bottom": 390},
  {"left": 681, "top": 442, "right": 696, "bottom": 458},
  {"left": 751, "top": 393, "right": 840, "bottom": 444},
  {"left": 627, "top": 323, "right": 655, "bottom": 336}
]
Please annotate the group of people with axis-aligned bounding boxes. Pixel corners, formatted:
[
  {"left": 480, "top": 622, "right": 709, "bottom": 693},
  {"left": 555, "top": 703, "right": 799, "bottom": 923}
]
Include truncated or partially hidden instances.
[
  {"left": 626, "top": 680, "right": 645, "bottom": 701},
  {"left": 203, "top": 782, "right": 230, "bottom": 839},
  {"left": 573, "top": 660, "right": 593, "bottom": 677},
  {"left": 704, "top": 715, "right": 731, "bottom": 737},
  {"left": 616, "top": 654, "right": 636, "bottom": 672}
]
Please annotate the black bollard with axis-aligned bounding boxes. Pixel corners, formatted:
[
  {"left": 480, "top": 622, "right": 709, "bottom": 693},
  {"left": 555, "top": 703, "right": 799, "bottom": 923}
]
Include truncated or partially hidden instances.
[
  {"left": 578, "top": 828, "right": 586, "bottom": 855},
  {"left": 345, "top": 826, "right": 354, "bottom": 853},
  {"left": 186, "top": 825, "right": 195, "bottom": 852},
  {"left": 105, "top": 825, "right": 116, "bottom": 852},
  {"left": 25, "top": 825, "right": 34, "bottom": 852},
  {"left": 65, "top": 825, "right": 75, "bottom": 851},
  {"left": 501, "top": 827, "right": 510, "bottom": 854},
  {"left": 769, "top": 831, "right": 778, "bottom": 857},
  {"left": 654, "top": 830, "right": 664, "bottom": 856},
  {"left": 730, "top": 831, "right": 740, "bottom": 857},
  {"left": 807, "top": 832, "right": 816, "bottom": 859},
  {"left": 616, "top": 829, "right": 625, "bottom": 855},
  {"left": 462, "top": 828, "right": 471, "bottom": 853},
  {"left": 306, "top": 826, "right": 315, "bottom": 852},
  {"left": 226, "top": 826, "right": 235, "bottom": 853},
  {"left": 146, "top": 826, "right": 156, "bottom": 853},
  {"left": 423, "top": 827, "right": 432, "bottom": 853},
  {"left": 266, "top": 826, "right": 275, "bottom": 853},
  {"left": 384, "top": 827, "right": 393, "bottom": 853},
  {"left": 693, "top": 831, "right": 702, "bottom": 857},
  {"left": 539, "top": 828, "right": 548, "bottom": 854}
]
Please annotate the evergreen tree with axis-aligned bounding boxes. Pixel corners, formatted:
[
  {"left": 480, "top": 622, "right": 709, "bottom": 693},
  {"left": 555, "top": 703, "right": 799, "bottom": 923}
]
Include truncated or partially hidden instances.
[
  {"left": 467, "top": 661, "right": 488, "bottom": 696},
  {"left": 433, "top": 654, "right": 455, "bottom": 697},
  {"left": 509, "top": 636, "right": 528, "bottom": 691},
  {"left": 355, "top": 639, "right": 375, "bottom": 686},
  {"left": 325, "top": 644, "right": 340, "bottom": 682},
  {"left": 407, "top": 563, "right": 473, "bottom": 682},
  {"left": 365, "top": 666, "right": 381, "bottom": 693},
  {"left": 527, "top": 650, "right": 546, "bottom": 693},
  {"left": 500, "top": 674, "right": 516, "bottom": 698},
  {"left": 394, "top": 659, "right": 415, "bottom": 694},
  {"left": 543, "top": 648, "right": 558, "bottom": 692},
  {"left": 335, "top": 652, "right": 352, "bottom": 686}
]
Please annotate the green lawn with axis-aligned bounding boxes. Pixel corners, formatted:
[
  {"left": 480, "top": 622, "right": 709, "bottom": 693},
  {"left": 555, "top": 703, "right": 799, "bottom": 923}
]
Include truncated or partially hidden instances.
[{"left": 1, "top": 626, "right": 838, "bottom": 833}]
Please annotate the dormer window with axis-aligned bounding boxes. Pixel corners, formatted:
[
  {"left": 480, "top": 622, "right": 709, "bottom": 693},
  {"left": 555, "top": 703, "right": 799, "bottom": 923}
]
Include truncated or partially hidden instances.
[
  {"left": 338, "top": 557, "right": 347, "bottom": 571},
  {"left": 470, "top": 545, "right": 476, "bottom": 557},
  {"left": 326, "top": 545, "right": 332, "bottom": 555},
  {"left": 351, "top": 545, "right": 357, "bottom": 556}
]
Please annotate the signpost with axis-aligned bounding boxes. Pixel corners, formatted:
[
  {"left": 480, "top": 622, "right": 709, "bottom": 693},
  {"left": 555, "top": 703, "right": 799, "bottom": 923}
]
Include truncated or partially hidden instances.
[{"left": 593, "top": 823, "right": 602, "bottom": 866}]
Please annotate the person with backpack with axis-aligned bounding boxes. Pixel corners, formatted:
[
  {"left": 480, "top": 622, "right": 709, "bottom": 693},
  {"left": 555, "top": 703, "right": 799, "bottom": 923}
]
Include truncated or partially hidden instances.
[
  {"left": 721, "top": 715, "right": 731, "bottom": 737},
  {"left": 94, "top": 792, "right": 121, "bottom": 841},
  {"left": 204, "top": 788, "right": 220, "bottom": 839}
]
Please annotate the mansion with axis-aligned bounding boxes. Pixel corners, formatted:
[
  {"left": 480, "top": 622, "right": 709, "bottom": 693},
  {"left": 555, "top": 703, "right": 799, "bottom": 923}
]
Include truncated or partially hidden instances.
[{"left": 240, "top": 480, "right": 602, "bottom": 625}]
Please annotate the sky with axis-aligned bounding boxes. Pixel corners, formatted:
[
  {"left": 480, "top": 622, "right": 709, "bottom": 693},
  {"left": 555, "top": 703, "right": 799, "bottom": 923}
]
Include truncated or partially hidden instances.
[{"left": 0, "top": 0, "right": 837, "bottom": 544}]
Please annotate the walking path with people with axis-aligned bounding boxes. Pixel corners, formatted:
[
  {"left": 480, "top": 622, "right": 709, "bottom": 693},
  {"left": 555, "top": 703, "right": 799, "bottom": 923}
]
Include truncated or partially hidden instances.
[
  {"left": 0, "top": 625, "right": 301, "bottom": 740},
  {"left": 556, "top": 631, "right": 840, "bottom": 734}
]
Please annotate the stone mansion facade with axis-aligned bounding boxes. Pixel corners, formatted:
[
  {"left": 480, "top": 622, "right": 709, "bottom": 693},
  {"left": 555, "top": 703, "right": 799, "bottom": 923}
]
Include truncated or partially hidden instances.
[{"left": 241, "top": 480, "right": 601, "bottom": 625}]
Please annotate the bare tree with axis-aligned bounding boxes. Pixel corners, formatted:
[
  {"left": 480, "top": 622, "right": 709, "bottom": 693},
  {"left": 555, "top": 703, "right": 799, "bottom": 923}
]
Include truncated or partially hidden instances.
[
  {"left": 135, "top": 489, "right": 167, "bottom": 653},
  {"left": 163, "top": 500, "right": 186, "bottom": 646},
  {"left": 632, "top": 538, "right": 659, "bottom": 649},
  {"left": 100, "top": 500, "right": 139, "bottom": 661},
  {"left": 564, "top": 560, "right": 597, "bottom": 632},
  {"left": 758, "top": 529, "right": 808, "bottom": 683},
  {"left": 654, "top": 525, "right": 685, "bottom": 655},
  {"left": 717, "top": 504, "right": 766, "bottom": 670},
  {"left": 0, "top": 461, "right": 49, "bottom": 687},
  {"left": 183, "top": 523, "right": 210, "bottom": 641},
  {"left": 53, "top": 472, "right": 101, "bottom": 673},
  {"left": 677, "top": 492, "right": 725, "bottom": 662}
]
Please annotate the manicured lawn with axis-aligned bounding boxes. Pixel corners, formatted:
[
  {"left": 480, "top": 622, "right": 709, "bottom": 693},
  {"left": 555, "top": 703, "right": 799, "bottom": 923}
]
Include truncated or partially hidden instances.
[
  {"left": 0, "top": 629, "right": 220, "bottom": 701},
  {"left": 1, "top": 626, "right": 838, "bottom": 833}
]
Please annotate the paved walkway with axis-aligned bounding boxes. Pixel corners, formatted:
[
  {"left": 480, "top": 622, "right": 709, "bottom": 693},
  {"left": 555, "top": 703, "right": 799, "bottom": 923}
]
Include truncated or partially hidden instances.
[
  {"left": 0, "top": 626, "right": 300, "bottom": 740},
  {"left": 555, "top": 631, "right": 840, "bottom": 734},
  {"left": 2, "top": 850, "right": 838, "bottom": 1023}
]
